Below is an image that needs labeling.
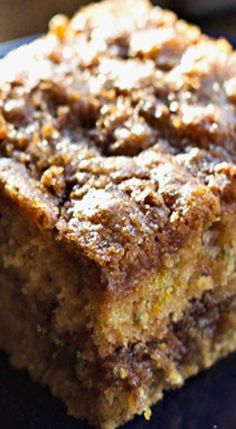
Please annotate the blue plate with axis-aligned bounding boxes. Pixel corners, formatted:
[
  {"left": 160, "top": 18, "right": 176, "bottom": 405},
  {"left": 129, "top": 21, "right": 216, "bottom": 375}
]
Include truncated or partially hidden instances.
[
  {"left": 0, "top": 36, "right": 236, "bottom": 429},
  {"left": 0, "top": 35, "right": 40, "bottom": 58}
]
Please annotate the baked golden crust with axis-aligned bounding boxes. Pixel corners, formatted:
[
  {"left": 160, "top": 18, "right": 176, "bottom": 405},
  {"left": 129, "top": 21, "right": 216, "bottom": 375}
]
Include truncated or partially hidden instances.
[{"left": 0, "top": 0, "right": 236, "bottom": 293}]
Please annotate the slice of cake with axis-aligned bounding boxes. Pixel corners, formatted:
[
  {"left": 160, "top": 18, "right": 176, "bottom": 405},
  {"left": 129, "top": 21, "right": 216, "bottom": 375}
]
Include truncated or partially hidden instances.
[{"left": 1, "top": 1, "right": 236, "bottom": 428}]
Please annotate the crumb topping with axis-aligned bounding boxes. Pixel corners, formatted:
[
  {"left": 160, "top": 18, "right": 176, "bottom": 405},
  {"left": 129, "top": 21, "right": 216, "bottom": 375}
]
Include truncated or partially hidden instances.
[{"left": 0, "top": 0, "right": 236, "bottom": 289}]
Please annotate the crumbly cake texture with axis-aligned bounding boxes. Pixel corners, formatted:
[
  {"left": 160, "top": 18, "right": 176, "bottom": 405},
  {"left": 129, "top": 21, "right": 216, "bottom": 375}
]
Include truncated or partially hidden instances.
[{"left": 1, "top": 0, "right": 236, "bottom": 427}]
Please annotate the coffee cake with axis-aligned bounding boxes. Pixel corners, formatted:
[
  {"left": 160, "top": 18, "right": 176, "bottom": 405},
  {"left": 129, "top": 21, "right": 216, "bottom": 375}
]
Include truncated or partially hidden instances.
[{"left": 1, "top": 0, "right": 236, "bottom": 428}]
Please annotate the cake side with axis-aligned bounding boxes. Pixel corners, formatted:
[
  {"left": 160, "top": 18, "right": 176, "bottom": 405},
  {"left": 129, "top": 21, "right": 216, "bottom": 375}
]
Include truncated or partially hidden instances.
[
  {"left": 1, "top": 191, "right": 236, "bottom": 428},
  {"left": 0, "top": 166, "right": 106, "bottom": 358},
  {"left": 2, "top": 147, "right": 236, "bottom": 357},
  {"left": 1, "top": 153, "right": 236, "bottom": 429}
]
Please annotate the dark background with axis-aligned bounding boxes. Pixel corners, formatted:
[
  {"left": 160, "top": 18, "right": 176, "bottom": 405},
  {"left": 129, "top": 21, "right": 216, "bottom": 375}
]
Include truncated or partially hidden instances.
[{"left": 0, "top": 0, "right": 235, "bottom": 42}]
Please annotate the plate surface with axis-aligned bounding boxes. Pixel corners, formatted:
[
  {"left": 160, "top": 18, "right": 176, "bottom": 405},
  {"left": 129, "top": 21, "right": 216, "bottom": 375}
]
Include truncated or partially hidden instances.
[{"left": 0, "top": 36, "right": 236, "bottom": 429}]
